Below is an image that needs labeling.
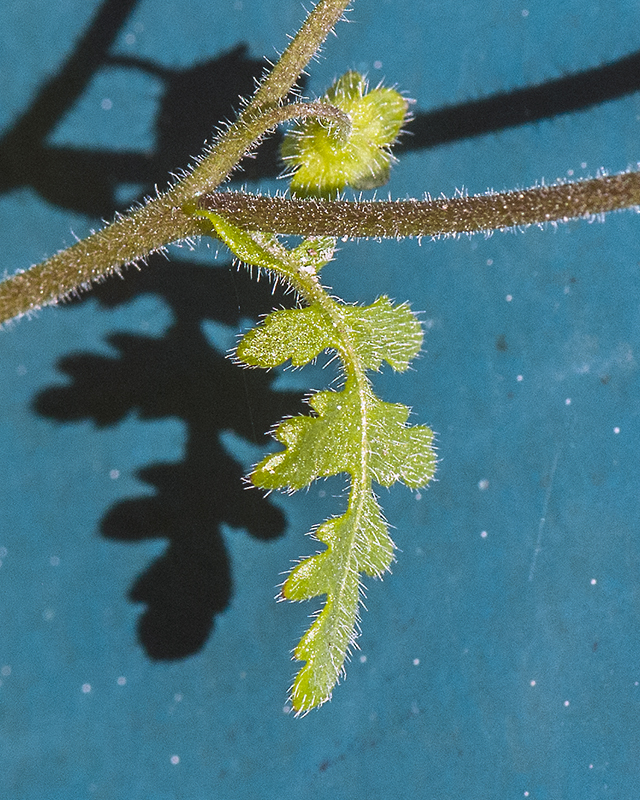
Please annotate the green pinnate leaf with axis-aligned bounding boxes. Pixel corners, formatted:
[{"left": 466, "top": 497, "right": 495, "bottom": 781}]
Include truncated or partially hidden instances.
[
  {"left": 237, "top": 296, "right": 423, "bottom": 371},
  {"left": 183, "top": 209, "right": 436, "bottom": 712},
  {"left": 282, "top": 71, "right": 408, "bottom": 198},
  {"left": 283, "top": 492, "right": 393, "bottom": 712},
  {"left": 252, "top": 378, "right": 435, "bottom": 491}
]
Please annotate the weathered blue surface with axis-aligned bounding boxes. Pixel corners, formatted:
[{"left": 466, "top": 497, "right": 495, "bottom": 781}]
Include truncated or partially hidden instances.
[{"left": 1, "top": 1, "right": 640, "bottom": 797}]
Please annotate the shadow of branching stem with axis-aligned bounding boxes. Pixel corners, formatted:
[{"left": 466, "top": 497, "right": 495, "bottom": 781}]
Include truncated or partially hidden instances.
[{"left": 0, "top": 0, "right": 281, "bottom": 219}]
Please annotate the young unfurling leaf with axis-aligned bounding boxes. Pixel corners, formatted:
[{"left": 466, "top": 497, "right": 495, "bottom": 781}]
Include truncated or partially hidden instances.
[
  {"left": 281, "top": 71, "right": 408, "bottom": 198},
  {"left": 193, "top": 207, "right": 436, "bottom": 713}
]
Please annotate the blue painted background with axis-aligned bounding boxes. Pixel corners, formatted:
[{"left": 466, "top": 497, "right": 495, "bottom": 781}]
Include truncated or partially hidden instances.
[{"left": 2, "top": 1, "right": 640, "bottom": 797}]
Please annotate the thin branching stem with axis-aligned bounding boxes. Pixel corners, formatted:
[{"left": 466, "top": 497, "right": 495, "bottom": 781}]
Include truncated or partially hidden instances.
[
  {"left": 3, "top": 0, "right": 640, "bottom": 324},
  {"left": 0, "top": 0, "right": 352, "bottom": 323},
  {"left": 199, "top": 170, "right": 640, "bottom": 238}
]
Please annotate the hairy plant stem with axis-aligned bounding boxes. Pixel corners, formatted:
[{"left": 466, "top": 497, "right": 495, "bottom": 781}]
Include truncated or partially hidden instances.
[
  {"left": 199, "top": 170, "right": 640, "bottom": 238},
  {"left": 3, "top": 0, "right": 640, "bottom": 325},
  {"left": 0, "top": 0, "right": 352, "bottom": 324}
]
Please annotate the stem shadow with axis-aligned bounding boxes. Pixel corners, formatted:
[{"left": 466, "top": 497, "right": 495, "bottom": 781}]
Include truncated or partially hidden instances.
[{"left": 402, "top": 50, "right": 640, "bottom": 152}]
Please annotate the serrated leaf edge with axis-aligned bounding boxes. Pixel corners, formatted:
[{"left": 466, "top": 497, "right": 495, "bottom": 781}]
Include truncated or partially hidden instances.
[{"left": 191, "top": 207, "right": 436, "bottom": 713}]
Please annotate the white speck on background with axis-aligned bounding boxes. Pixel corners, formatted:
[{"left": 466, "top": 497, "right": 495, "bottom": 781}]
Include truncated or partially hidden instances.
[
  {"left": 564, "top": 700, "right": 570, "bottom": 707},
  {"left": 1, "top": 666, "right": 11, "bottom": 677},
  {"left": 49, "top": 556, "right": 60, "bottom": 566},
  {"left": 591, "top": 578, "right": 597, "bottom": 585},
  {"left": 614, "top": 427, "right": 620, "bottom": 434},
  {"left": 478, "top": 479, "right": 489, "bottom": 490},
  {"left": 117, "top": 676, "right": 127, "bottom": 686},
  {"left": 101, "top": 98, "right": 112, "bottom": 111},
  {"left": 109, "top": 469, "right": 120, "bottom": 480},
  {"left": 530, "top": 680, "right": 536, "bottom": 687},
  {"left": 170, "top": 755, "right": 180, "bottom": 765},
  {"left": 81, "top": 683, "right": 92, "bottom": 694},
  {"left": 480, "top": 530, "right": 488, "bottom": 538}
]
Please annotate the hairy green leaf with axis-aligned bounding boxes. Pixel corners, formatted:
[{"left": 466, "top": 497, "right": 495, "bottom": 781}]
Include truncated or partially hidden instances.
[
  {"left": 252, "top": 378, "right": 435, "bottom": 490},
  {"left": 281, "top": 71, "right": 408, "bottom": 198},
  {"left": 237, "top": 296, "right": 422, "bottom": 370},
  {"left": 188, "top": 204, "right": 436, "bottom": 713}
]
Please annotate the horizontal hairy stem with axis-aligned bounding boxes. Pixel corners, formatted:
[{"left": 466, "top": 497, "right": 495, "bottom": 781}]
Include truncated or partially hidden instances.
[
  {"left": 0, "top": 0, "right": 351, "bottom": 323},
  {"left": 199, "top": 170, "right": 640, "bottom": 238}
]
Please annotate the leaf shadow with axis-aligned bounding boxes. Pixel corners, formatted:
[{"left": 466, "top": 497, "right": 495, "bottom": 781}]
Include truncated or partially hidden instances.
[
  {"left": 34, "top": 256, "right": 304, "bottom": 660},
  {"left": 2, "top": 0, "right": 299, "bottom": 661}
]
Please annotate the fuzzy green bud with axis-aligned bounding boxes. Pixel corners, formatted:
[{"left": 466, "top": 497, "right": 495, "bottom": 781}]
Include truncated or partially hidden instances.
[{"left": 281, "top": 71, "right": 408, "bottom": 198}]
